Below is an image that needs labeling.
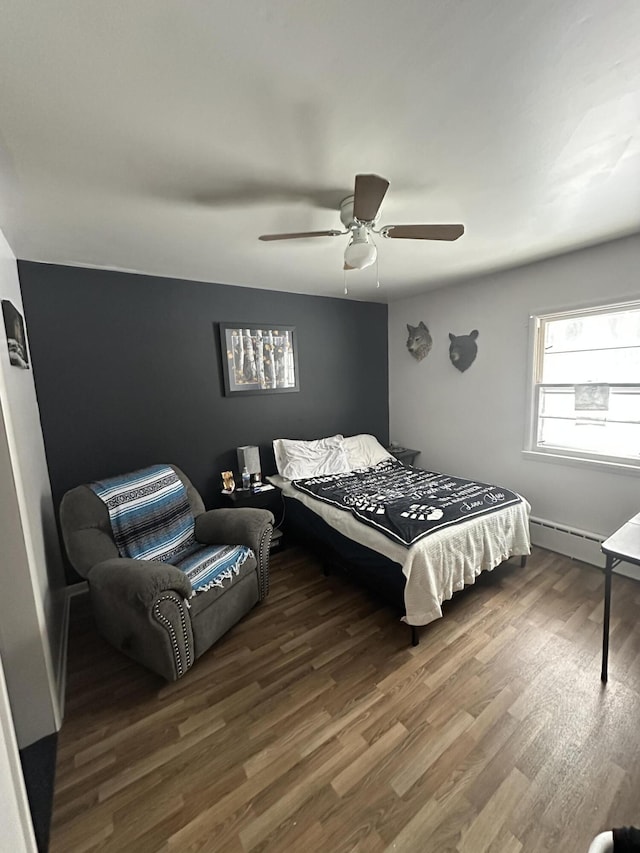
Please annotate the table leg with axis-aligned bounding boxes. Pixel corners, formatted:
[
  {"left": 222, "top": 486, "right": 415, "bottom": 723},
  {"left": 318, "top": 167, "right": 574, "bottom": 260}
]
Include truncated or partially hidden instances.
[{"left": 601, "top": 557, "right": 613, "bottom": 683}]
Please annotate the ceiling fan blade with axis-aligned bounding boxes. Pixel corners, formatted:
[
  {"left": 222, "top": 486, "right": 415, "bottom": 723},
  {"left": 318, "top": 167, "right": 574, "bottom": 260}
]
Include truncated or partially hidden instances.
[
  {"left": 382, "top": 224, "right": 465, "bottom": 241},
  {"left": 353, "top": 174, "right": 390, "bottom": 222},
  {"left": 259, "top": 229, "right": 342, "bottom": 241}
]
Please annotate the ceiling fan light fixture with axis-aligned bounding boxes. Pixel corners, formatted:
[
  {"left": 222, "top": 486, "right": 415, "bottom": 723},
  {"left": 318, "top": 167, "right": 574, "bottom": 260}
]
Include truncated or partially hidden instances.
[
  {"left": 344, "top": 236, "right": 377, "bottom": 270},
  {"left": 258, "top": 174, "right": 465, "bottom": 283}
]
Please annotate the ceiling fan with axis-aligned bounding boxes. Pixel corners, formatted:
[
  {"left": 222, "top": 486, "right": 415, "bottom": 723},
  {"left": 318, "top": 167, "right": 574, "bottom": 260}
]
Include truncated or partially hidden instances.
[{"left": 259, "top": 174, "right": 464, "bottom": 271}]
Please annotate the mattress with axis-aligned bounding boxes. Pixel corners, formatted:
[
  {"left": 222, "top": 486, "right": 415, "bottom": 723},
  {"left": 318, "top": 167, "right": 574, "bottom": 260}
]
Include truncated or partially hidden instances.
[{"left": 269, "top": 472, "right": 531, "bottom": 626}]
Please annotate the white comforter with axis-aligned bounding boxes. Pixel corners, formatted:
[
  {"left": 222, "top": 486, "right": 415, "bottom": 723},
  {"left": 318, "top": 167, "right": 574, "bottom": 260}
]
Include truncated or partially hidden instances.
[{"left": 269, "top": 473, "right": 531, "bottom": 626}]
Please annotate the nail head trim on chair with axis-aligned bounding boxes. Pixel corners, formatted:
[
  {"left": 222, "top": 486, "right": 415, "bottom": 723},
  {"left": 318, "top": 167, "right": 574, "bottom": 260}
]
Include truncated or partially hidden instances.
[
  {"left": 152, "top": 594, "right": 191, "bottom": 677},
  {"left": 258, "top": 527, "right": 273, "bottom": 600}
]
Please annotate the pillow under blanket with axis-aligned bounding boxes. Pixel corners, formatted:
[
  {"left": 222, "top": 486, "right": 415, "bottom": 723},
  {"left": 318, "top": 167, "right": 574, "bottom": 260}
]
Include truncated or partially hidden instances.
[{"left": 273, "top": 434, "right": 351, "bottom": 480}]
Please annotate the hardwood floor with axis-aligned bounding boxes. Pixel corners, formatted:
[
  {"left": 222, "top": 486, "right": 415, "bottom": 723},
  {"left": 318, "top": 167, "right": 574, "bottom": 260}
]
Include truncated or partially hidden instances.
[{"left": 50, "top": 546, "right": 640, "bottom": 852}]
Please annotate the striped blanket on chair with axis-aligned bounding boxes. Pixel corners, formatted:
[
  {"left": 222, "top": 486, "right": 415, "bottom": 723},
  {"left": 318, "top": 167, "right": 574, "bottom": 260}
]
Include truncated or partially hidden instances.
[{"left": 90, "top": 464, "right": 252, "bottom": 594}]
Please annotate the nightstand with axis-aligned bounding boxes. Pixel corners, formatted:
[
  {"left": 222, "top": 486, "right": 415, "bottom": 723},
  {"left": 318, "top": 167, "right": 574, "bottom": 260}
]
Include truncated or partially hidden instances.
[
  {"left": 221, "top": 486, "right": 284, "bottom": 551},
  {"left": 387, "top": 447, "right": 421, "bottom": 466}
]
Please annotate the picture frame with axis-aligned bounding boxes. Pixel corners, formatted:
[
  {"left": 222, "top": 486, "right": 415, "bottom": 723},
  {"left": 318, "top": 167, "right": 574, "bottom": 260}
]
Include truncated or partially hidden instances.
[
  {"left": 219, "top": 323, "right": 299, "bottom": 396},
  {"left": 1, "top": 300, "right": 29, "bottom": 369}
]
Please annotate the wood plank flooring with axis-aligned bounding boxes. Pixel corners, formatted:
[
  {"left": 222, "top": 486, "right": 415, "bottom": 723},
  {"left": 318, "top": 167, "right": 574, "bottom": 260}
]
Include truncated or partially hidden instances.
[{"left": 50, "top": 546, "right": 640, "bottom": 852}]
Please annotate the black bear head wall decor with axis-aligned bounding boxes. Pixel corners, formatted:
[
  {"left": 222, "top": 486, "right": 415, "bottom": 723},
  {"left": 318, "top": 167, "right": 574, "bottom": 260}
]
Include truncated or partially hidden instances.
[
  {"left": 406, "top": 322, "right": 433, "bottom": 361},
  {"left": 448, "top": 329, "right": 479, "bottom": 372}
]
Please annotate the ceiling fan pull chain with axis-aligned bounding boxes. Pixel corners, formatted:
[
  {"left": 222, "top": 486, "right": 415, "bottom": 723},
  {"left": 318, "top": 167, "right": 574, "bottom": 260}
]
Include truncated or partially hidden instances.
[
  {"left": 375, "top": 255, "right": 380, "bottom": 289},
  {"left": 343, "top": 268, "right": 348, "bottom": 296}
]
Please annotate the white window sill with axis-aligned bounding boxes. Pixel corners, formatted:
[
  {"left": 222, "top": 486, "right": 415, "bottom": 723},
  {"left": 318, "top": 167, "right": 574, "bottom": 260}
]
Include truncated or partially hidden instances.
[{"left": 522, "top": 449, "right": 640, "bottom": 477}]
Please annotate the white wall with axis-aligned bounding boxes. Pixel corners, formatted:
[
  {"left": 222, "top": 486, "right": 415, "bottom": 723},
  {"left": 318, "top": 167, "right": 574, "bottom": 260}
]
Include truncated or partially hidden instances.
[
  {"left": 389, "top": 234, "right": 640, "bottom": 540},
  {"left": 0, "top": 654, "right": 37, "bottom": 852},
  {"left": 0, "top": 228, "right": 66, "bottom": 746}
]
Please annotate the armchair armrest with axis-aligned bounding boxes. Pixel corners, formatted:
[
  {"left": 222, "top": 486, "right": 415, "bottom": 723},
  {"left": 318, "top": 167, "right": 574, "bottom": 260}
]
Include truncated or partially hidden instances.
[
  {"left": 195, "top": 508, "right": 274, "bottom": 553},
  {"left": 88, "top": 558, "right": 193, "bottom": 608},
  {"left": 87, "top": 558, "right": 194, "bottom": 681}
]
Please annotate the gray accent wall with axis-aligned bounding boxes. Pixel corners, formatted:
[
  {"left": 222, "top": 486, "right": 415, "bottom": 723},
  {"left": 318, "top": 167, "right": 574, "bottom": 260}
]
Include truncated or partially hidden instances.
[{"left": 18, "top": 262, "right": 388, "bottom": 579}]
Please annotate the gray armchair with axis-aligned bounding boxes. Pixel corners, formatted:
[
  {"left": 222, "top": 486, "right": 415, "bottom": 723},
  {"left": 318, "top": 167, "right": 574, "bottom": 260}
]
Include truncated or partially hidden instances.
[{"left": 60, "top": 465, "right": 273, "bottom": 681}]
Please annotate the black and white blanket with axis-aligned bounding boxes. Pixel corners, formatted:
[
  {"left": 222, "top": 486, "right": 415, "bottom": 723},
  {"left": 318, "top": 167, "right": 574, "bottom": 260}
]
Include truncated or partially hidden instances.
[{"left": 293, "top": 458, "right": 522, "bottom": 547}]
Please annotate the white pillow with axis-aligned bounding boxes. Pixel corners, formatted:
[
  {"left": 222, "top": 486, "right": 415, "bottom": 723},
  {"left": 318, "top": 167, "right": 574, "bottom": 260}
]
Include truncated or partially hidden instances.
[
  {"left": 342, "top": 434, "right": 394, "bottom": 469},
  {"left": 273, "top": 435, "right": 351, "bottom": 480}
]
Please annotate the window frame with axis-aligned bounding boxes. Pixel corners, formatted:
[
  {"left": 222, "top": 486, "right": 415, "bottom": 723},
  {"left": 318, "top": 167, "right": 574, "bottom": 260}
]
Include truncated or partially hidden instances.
[{"left": 524, "top": 299, "right": 640, "bottom": 475}]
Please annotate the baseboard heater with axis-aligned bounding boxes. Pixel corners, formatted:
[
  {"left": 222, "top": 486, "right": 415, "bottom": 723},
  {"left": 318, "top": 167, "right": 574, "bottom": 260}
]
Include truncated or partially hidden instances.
[
  {"left": 529, "top": 516, "right": 606, "bottom": 569},
  {"left": 529, "top": 515, "right": 640, "bottom": 582}
]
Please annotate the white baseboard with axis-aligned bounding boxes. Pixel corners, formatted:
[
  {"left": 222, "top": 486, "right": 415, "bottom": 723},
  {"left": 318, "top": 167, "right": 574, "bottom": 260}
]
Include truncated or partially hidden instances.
[
  {"left": 67, "top": 581, "right": 89, "bottom": 598},
  {"left": 530, "top": 516, "right": 640, "bottom": 582},
  {"left": 56, "top": 581, "right": 88, "bottom": 723},
  {"left": 55, "top": 593, "right": 70, "bottom": 723}
]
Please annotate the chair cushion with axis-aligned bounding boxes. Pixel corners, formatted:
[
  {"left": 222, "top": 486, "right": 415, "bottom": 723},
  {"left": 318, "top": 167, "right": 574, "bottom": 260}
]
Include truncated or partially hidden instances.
[
  {"left": 189, "top": 554, "right": 260, "bottom": 659},
  {"left": 173, "top": 543, "right": 253, "bottom": 594},
  {"left": 188, "top": 552, "right": 258, "bottom": 617}
]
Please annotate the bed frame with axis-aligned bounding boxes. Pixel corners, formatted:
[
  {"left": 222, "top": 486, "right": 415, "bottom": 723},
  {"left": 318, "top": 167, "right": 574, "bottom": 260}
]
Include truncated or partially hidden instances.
[
  {"left": 284, "top": 497, "right": 420, "bottom": 643},
  {"left": 283, "top": 496, "right": 527, "bottom": 646}
]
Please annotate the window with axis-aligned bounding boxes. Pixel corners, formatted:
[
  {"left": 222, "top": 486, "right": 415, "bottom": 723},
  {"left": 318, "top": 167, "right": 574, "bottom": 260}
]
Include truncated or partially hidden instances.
[{"left": 529, "top": 301, "right": 640, "bottom": 469}]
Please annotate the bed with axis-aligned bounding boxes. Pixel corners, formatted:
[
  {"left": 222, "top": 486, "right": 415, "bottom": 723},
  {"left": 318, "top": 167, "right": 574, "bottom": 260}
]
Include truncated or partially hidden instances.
[{"left": 268, "top": 433, "right": 531, "bottom": 641}]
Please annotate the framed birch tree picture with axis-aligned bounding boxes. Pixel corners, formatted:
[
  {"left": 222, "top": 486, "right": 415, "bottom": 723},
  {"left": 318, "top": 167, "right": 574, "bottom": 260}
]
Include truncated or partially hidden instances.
[{"left": 219, "top": 323, "right": 299, "bottom": 396}]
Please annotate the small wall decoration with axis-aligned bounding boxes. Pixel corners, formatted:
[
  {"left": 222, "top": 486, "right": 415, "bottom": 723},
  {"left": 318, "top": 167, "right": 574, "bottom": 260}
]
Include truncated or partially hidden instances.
[
  {"left": 219, "top": 323, "right": 299, "bottom": 396},
  {"left": 449, "top": 329, "right": 478, "bottom": 372},
  {"left": 406, "top": 322, "right": 433, "bottom": 361},
  {"left": 1, "top": 300, "right": 29, "bottom": 369}
]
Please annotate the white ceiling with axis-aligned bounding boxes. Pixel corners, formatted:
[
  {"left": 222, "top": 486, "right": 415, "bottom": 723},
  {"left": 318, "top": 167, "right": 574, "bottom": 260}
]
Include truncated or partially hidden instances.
[{"left": 0, "top": 1, "right": 638, "bottom": 302}]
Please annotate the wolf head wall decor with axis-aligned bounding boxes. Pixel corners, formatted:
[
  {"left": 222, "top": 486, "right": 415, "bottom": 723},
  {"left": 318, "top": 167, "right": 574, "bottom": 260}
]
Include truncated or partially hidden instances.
[
  {"left": 448, "top": 329, "right": 478, "bottom": 372},
  {"left": 406, "top": 322, "right": 433, "bottom": 361}
]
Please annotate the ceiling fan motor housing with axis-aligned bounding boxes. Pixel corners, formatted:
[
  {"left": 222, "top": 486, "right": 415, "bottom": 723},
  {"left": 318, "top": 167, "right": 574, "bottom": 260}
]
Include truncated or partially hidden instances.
[{"left": 340, "top": 194, "right": 377, "bottom": 229}]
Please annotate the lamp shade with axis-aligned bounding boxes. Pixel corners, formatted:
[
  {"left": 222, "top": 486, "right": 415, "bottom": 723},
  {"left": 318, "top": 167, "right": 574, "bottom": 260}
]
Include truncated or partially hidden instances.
[{"left": 344, "top": 238, "right": 377, "bottom": 270}]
